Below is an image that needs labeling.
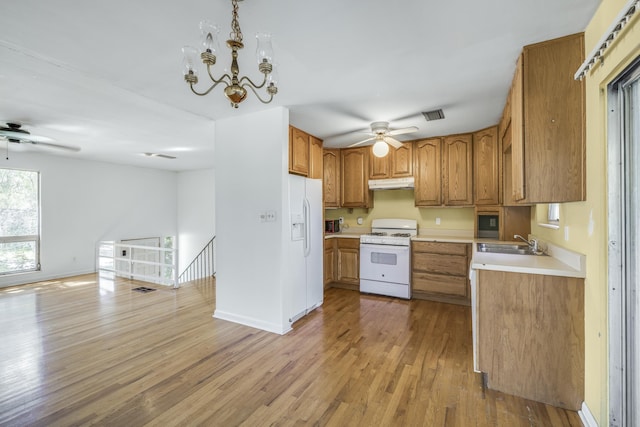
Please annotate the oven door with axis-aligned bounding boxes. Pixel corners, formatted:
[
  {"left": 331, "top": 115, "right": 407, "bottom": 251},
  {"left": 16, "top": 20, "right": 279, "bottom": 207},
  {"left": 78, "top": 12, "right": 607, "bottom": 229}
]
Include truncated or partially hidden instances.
[{"left": 359, "top": 243, "right": 410, "bottom": 285}]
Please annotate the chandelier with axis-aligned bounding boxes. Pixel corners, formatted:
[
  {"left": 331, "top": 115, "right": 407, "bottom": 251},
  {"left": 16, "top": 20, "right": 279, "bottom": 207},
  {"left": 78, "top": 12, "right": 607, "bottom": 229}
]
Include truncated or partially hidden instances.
[{"left": 181, "top": 0, "right": 278, "bottom": 108}]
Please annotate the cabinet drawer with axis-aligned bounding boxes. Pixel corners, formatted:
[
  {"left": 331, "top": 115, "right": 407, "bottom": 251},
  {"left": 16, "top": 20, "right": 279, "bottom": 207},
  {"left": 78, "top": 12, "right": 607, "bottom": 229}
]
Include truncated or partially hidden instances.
[
  {"left": 412, "top": 252, "right": 468, "bottom": 276},
  {"left": 336, "top": 238, "right": 360, "bottom": 249},
  {"left": 412, "top": 272, "right": 468, "bottom": 297},
  {"left": 412, "top": 241, "right": 468, "bottom": 256},
  {"left": 324, "top": 239, "right": 335, "bottom": 250}
]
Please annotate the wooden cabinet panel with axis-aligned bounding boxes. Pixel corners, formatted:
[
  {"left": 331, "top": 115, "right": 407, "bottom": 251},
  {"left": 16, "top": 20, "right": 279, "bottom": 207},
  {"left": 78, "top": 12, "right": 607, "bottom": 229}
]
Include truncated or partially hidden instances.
[
  {"left": 506, "top": 33, "right": 585, "bottom": 203},
  {"left": 473, "top": 126, "right": 500, "bottom": 205},
  {"left": 502, "top": 125, "right": 518, "bottom": 206},
  {"left": 477, "top": 270, "right": 584, "bottom": 409},
  {"left": 309, "top": 136, "right": 323, "bottom": 179},
  {"left": 323, "top": 239, "right": 335, "bottom": 287},
  {"left": 511, "top": 55, "right": 525, "bottom": 201},
  {"left": 413, "top": 272, "right": 467, "bottom": 297},
  {"left": 414, "top": 138, "right": 442, "bottom": 206},
  {"left": 336, "top": 238, "right": 359, "bottom": 286},
  {"left": 369, "top": 151, "right": 390, "bottom": 179},
  {"left": 443, "top": 134, "right": 473, "bottom": 206},
  {"left": 289, "top": 126, "right": 309, "bottom": 176},
  {"left": 412, "top": 241, "right": 467, "bottom": 256},
  {"left": 323, "top": 149, "right": 341, "bottom": 208},
  {"left": 369, "top": 142, "right": 412, "bottom": 179},
  {"left": 499, "top": 85, "right": 512, "bottom": 143},
  {"left": 341, "top": 148, "right": 372, "bottom": 208},
  {"left": 412, "top": 252, "right": 468, "bottom": 276},
  {"left": 390, "top": 143, "right": 413, "bottom": 177},
  {"left": 411, "top": 241, "right": 470, "bottom": 304}
]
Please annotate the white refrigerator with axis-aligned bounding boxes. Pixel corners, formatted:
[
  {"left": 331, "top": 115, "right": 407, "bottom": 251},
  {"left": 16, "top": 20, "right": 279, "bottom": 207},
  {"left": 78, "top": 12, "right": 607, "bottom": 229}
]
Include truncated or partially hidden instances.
[{"left": 287, "top": 174, "right": 323, "bottom": 325}]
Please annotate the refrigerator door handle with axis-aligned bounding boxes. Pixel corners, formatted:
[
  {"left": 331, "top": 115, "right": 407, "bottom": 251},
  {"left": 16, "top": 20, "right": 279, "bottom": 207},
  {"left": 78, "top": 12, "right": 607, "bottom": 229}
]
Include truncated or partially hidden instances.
[{"left": 303, "top": 197, "right": 311, "bottom": 257}]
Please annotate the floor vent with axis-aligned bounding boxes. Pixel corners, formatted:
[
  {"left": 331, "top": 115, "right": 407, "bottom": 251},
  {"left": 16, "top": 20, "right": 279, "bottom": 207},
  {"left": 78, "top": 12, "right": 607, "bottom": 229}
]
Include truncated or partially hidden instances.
[{"left": 132, "top": 286, "right": 156, "bottom": 293}]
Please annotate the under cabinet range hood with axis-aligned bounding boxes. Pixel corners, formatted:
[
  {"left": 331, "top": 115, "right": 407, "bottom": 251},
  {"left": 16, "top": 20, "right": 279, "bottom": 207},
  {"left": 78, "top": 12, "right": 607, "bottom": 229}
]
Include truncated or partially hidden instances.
[{"left": 368, "top": 177, "right": 415, "bottom": 190}]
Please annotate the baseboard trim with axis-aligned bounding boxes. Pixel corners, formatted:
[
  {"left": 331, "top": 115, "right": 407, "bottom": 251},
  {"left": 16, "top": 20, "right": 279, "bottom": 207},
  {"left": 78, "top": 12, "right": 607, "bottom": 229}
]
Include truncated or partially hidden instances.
[
  {"left": 578, "top": 401, "right": 598, "bottom": 427},
  {"left": 213, "top": 309, "right": 291, "bottom": 335}
]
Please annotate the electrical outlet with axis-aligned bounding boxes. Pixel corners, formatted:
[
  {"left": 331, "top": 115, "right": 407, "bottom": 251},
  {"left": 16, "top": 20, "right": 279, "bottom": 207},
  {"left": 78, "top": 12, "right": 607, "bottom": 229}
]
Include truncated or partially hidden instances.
[
  {"left": 435, "top": 217, "right": 441, "bottom": 225},
  {"left": 564, "top": 226, "right": 570, "bottom": 241}
]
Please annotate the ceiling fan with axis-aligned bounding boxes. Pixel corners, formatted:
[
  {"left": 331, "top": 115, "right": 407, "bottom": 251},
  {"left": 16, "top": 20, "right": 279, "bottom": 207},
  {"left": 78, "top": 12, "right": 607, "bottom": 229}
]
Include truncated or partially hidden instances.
[
  {"left": 348, "top": 121, "right": 418, "bottom": 157},
  {"left": 0, "top": 123, "right": 80, "bottom": 152}
]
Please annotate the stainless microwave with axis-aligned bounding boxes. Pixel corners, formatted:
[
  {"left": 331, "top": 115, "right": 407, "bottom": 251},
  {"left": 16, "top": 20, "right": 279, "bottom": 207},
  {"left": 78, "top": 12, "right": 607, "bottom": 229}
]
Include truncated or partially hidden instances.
[{"left": 477, "top": 214, "right": 499, "bottom": 239}]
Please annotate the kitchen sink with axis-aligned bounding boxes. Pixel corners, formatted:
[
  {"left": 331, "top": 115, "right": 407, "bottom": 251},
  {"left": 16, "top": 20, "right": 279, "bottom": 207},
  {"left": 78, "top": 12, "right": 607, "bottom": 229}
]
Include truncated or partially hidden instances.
[{"left": 476, "top": 242, "right": 546, "bottom": 256}]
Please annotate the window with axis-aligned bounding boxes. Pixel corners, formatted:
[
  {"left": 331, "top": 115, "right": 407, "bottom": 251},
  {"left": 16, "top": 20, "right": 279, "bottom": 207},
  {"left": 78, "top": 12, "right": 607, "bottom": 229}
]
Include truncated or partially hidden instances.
[
  {"left": 538, "top": 203, "right": 560, "bottom": 230},
  {"left": 547, "top": 203, "right": 560, "bottom": 223},
  {"left": 0, "top": 169, "right": 40, "bottom": 275}
]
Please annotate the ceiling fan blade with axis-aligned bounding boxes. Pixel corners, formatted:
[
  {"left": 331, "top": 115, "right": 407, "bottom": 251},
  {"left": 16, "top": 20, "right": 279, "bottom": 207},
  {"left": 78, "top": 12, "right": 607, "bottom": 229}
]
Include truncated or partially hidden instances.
[
  {"left": 0, "top": 130, "right": 55, "bottom": 143},
  {"left": 28, "top": 140, "right": 81, "bottom": 152},
  {"left": 387, "top": 126, "right": 418, "bottom": 136},
  {"left": 384, "top": 136, "right": 403, "bottom": 149},
  {"left": 348, "top": 136, "right": 375, "bottom": 148}
]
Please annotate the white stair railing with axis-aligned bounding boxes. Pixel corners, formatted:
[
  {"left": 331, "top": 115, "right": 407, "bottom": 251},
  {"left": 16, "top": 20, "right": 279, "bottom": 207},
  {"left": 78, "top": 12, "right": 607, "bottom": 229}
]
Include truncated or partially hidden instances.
[
  {"left": 97, "top": 240, "right": 179, "bottom": 288},
  {"left": 178, "top": 236, "right": 215, "bottom": 284}
]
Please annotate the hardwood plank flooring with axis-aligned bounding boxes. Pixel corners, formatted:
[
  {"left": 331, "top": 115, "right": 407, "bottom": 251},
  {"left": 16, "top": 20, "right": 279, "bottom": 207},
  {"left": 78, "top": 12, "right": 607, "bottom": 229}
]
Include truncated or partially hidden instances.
[{"left": 0, "top": 273, "right": 582, "bottom": 426}]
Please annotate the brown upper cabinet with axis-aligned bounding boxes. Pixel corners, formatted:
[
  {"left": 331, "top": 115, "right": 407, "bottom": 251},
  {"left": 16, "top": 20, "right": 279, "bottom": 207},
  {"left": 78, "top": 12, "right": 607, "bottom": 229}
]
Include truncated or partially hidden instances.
[
  {"left": 473, "top": 126, "right": 500, "bottom": 205},
  {"left": 414, "top": 138, "right": 442, "bottom": 206},
  {"left": 507, "top": 33, "right": 586, "bottom": 203},
  {"left": 341, "top": 147, "right": 373, "bottom": 208},
  {"left": 414, "top": 134, "right": 473, "bottom": 207},
  {"left": 442, "top": 134, "right": 473, "bottom": 206},
  {"left": 323, "top": 149, "right": 341, "bottom": 208},
  {"left": 288, "top": 126, "right": 323, "bottom": 178},
  {"left": 369, "top": 143, "right": 413, "bottom": 179},
  {"left": 309, "top": 136, "right": 323, "bottom": 179}
]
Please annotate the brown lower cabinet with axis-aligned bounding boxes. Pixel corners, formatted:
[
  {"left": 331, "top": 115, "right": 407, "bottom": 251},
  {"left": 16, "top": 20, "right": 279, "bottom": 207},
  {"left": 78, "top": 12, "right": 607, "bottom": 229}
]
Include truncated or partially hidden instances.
[
  {"left": 411, "top": 241, "right": 471, "bottom": 305},
  {"left": 323, "top": 239, "right": 335, "bottom": 288},
  {"left": 325, "top": 238, "right": 359, "bottom": 291},
  {"left": 476, "top": 270, "right": 584, "bottom": 410}
]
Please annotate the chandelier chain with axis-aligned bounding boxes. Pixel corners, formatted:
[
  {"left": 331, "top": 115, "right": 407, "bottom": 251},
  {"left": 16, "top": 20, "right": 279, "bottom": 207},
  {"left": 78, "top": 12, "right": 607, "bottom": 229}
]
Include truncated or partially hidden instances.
[{"left": 229, "top": 0, "right": 243, "bottom": 43}]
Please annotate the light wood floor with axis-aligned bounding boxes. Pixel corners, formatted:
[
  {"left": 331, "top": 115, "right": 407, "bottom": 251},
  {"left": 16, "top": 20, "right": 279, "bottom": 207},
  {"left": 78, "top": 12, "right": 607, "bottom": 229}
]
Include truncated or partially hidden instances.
[{"left": 0, "top": 273, "right": 582, "bottom": 426}]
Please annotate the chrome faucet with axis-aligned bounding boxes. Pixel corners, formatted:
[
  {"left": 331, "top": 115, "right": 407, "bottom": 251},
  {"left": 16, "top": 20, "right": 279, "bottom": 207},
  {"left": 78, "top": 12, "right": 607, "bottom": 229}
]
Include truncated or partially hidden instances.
[{"left": 514, "top": 234, "right": 539, "bottom": 252}]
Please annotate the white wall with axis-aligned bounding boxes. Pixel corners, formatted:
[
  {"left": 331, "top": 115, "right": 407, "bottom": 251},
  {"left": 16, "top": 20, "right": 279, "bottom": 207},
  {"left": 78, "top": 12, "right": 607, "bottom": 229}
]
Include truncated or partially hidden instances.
[
  {"left": 177, "top": 168, "right": 215, "bottom": 273},
  {"left": 0, "top": 151, "right": 178, "bottom": 288},
  {"left": 213, "top": 107, "right": 289, "bottom": 334}
]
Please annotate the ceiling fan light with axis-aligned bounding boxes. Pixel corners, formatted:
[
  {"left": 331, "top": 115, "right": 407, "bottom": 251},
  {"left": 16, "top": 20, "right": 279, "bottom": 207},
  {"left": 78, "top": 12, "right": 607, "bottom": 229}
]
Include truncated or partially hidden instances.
[{"left": 372, "top": 140, "right": 389, "bottom": 158}]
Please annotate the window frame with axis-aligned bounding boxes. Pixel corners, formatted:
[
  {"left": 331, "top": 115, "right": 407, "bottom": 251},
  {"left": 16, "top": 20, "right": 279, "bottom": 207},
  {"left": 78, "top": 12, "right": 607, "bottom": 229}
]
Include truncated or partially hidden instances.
[{"left": 0, "top": 168, "right": 41, "bottom": 276}]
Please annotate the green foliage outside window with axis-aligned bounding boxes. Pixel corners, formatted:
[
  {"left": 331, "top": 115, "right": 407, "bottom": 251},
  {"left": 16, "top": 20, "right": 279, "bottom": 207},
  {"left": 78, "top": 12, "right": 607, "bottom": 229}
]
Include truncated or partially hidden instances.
[{"left": 0, "top": 169, "right": 40, "bottom": 274}]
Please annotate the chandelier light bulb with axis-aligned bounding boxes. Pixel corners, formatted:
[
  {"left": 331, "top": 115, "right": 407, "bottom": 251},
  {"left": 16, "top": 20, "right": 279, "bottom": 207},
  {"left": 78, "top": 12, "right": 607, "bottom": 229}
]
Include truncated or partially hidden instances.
[
  {"left": 181, "top": 46, "right": 199, "bottom": 77},
  {"left": 255, "top": 33, "right": 274, "bottom": 64},
  {"left": 267, "top": 64, "right": 279, "bottom": 86},
  {"left": 200, "top": 21, "right": 220, "bottom": 54},
  {"left": 372, "top": 140, "right": 390, "bottom": 158}
]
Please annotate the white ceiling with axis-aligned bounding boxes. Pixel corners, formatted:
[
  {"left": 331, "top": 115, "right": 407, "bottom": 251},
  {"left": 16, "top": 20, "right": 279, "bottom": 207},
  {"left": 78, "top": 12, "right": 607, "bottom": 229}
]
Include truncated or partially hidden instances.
[{"left": 0, "top": 0, "right": 600, "bottom": 171}]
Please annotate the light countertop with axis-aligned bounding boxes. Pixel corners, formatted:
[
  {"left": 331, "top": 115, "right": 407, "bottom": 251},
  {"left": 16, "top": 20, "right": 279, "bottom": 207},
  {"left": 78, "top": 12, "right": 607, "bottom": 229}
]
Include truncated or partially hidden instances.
[
  {"left": 324, "top": 232, "right": 364, "bottom": 239},
  {"left": 323, "top": 228, "right": 585, "bottom": 278},
  {"left": 470, "top": 239, "right": 585, "bottom": 278}
]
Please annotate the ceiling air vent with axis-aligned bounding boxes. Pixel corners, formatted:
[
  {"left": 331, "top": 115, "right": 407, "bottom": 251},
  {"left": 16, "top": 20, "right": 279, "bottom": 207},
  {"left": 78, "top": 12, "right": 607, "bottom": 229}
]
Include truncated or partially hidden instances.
[{"left": 422, "top": 109, "right": 445, "bottom": 121}]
